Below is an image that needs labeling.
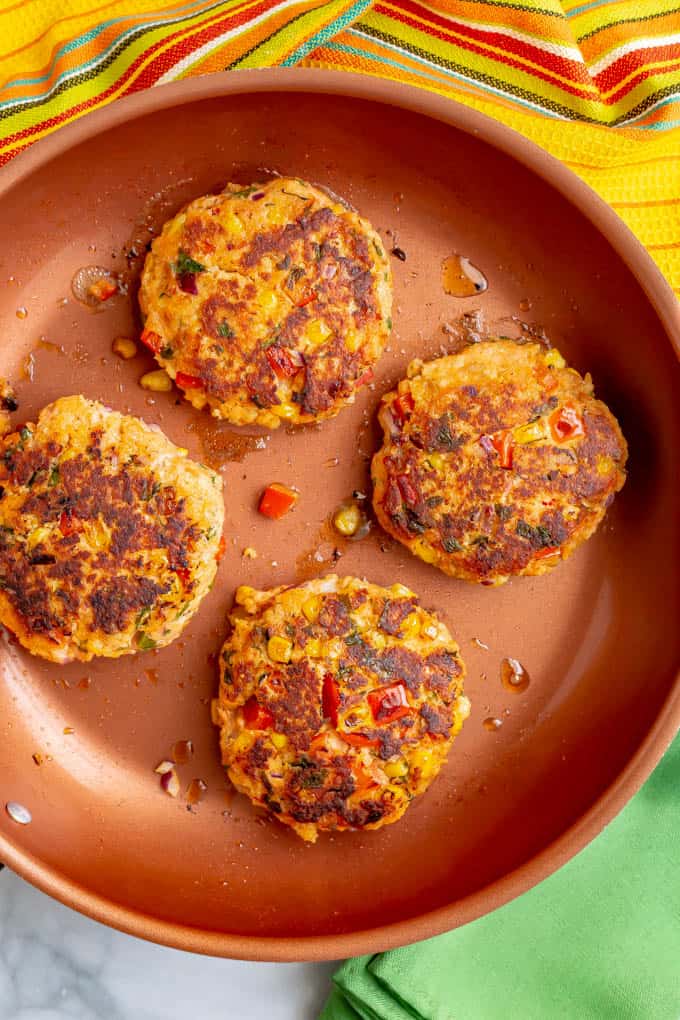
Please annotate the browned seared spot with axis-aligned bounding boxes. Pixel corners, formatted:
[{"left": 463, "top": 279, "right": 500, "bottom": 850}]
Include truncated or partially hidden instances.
[
  {"left": 341, "top": 797, "right": 388, "bottom": 828},
  {"left": 247, "top": 367, "right": 280, "bottom": 410},
  {"left": 90, "top": 576, "right": 169, "bottom": 634},
  {"left": 420, "top": 702, "right": 452, "bottom": 736},
  {"left": 264, "top": 661, "right": 323, "bottom": 751},
  {"left": 423, "top": 650, "right": 462, "bottom": 695},
  {"left": 300, "top": 334, "right": 359, "bottom": 417},
  {"left": 182, "top": 216, "right": 223, "bottom": 252},
  {"left": 200, "top": 294, "right": 242, "bottom": 341},
  {"left": 378, "top": 598, "right": 417, "bottom": 635},
  {"left": 243, "top": 737, "right": 272, "bottom": 776},
  {"left": 318, "top": 596, "right": 350, "bottom": 637},
  {"left": 285, "top": 754, "right": 356, "bottom": 824},
  {"left": 416, "top": 413, "right": 466, "bottom": 453}
]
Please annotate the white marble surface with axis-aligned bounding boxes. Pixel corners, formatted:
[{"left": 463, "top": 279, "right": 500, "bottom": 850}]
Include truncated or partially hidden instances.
[{"left": 0, "top": 869, "right": 338, "bottom": 1020}]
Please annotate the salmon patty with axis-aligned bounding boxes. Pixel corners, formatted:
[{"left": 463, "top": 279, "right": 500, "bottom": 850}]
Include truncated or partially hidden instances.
[
  {"left": 139, "top": 178, "right": 392, "bottom": 428},
  {"left": 0, "top": 396, "right": 224, "bottom": 662},
  {"left": 212, "top": 575, "right": 469, "bottom": 842},
  {"left": 372, "top": 340, "right": 627, "bottom": 585}
]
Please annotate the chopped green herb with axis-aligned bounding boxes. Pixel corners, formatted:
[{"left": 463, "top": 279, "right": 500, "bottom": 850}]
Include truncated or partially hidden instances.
[
  {"left": 442, "top": 536, "right": 462, "bottom": 553},
  {"left": 281, "top": 188, "right": 308, "bottom": 201},
  {"left": 19, "top": 427, "right": 32, "bottom": 442},
  {"left": 494, "top": 503, "right": 512, "bottom": 521},
  {"left": 300, "top": 768, "right": 327, "bottom": 789},
  {"left": 229, "top": 186, "right": 259, "bottom": 199},
  {"left": 136, "top": 632, "right": 156, "bottom": 651},
  {"left": 312, "top": 242, "right": 323, "bottom": 261},
  {"left": 261, "top": 334, "right": 279, "bottom": 350},
  {"left": 26, "top": 469, "right": 38, "bottom": 489},
  {"left": 135, "top": 607, "right": 152, "bottom": 628},
  {"left": 276, "top": 254, "right": 292, "bottom": 271},
  {"left": 160, "top": 346, "right": 174, "bottom": 358},
  {"left": 387, "top": 316, "right": 393, "bottom": 331},
  {"left": 176, "top": 601, "right": 192, "bottom": 620},
  {"left": 48, "top": 464, "right": 60, "bottom": 487},
  {"left": 173, "top": 250, "right": 206, "bottom": 275},
  {"left": 291, "top": 755, "right": 316, "bottom": 769},
  {"left": 217, "top": 322, "right": 235, "bottom": 339},
  {"left": 426, "top": 495, "right": 444, "bottom": 508},
  {"left": 516, "top": 520, "right": 555, "bottom": 548},
  {"left": 373, "top": 240, "right": 384, "bottom": 258},
  {"left": 345, "top": 630, "right": 362, "bottom": 645},
  {"left": 285, "top": 266, "right": 306, "bottom": 290}
]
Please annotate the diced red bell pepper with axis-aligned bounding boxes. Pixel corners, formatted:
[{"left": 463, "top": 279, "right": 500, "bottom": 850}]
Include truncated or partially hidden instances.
[
  {"left": 534, "top": 545, "right": 561, "bottom": 560},
  {"left": 175, "top": 371, "right": 205, "bottom": 391},
  {"left": 343, "top": 731, "right": 380, "bottom": 748},
  {"left": 59, "top": 509, "right": 80, "bottom": 537},
  {"left": 396, "top": 473, "right": 419, "bottom": 507},
  {"left": 356, "top": 367, "right": 374, "bottom": 388},
  {"left": 242, "top": 696, "right": 275, "bottom": 730},
  {"left": 367, "top": 682, "right": 411, "bottom": 724},
  {"left": 491, "top": 430, "right": 514, "bottom": 469},
  {"left": 215, "top": 535, "right": 226, "bottom": 562},
  {"left": 296, "top": 290, "right": 317, "bottom": 307},
  {"left": 258, "top": 483, "right": 298, "bottom": 519},
  {"left": 322, "top": 674, "right": 340, "bottom": 728},
  {"left": 140, "top": 329, "right": 163, "bottom": 355},
  {"left": 393, "top": 391, "right": 414, "bottom": 424},
  {"left": 265, "top": 345, "right": 303, "bottom": 378},
  {"left": 173, "top": 566, "right": 191, "bottom": 587},
  {"left": 177, "top": 272, "right": 198, "bottom": 295},
  {"left": 549, "top": 404, "right": 585, "bottom": 443},
  {"left": 480, "top": 430, "right": 513, "bottom": 468}
]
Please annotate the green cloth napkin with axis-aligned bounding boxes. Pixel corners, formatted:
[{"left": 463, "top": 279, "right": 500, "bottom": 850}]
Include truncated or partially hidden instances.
[{"left": 321, "top": 731, "right": 680, "bottom": 1020}]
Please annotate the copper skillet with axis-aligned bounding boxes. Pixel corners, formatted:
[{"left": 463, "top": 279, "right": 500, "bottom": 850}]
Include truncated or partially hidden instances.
[{"left": 0, "top": 69, "right": 678, "bottom": 961}]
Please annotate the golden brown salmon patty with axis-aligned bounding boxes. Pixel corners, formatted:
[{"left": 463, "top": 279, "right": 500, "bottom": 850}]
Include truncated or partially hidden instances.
[
  {"left": 372, "top": 340, "right": 627, "bottom": 585},
  {"left": 138, "top": 178, "right": 392, "bottom": 428},
  {"left": 0, "top": 396, "right": 224, "bottom": 663},
  {"left": 212, "top": 575, "right": 469, "bottom": 842}
]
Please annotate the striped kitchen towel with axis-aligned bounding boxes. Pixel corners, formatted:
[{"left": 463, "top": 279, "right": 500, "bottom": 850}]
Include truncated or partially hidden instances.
[{"left": 0, "top": 0, "right": 679, "bottom": 291}]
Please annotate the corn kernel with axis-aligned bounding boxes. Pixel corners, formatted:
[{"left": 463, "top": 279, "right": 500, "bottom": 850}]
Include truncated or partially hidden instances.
[
  {"left": 333, "top": 502, "right": 362, "bottom": 537},
  {"left": 305, "top": 319, "right": 332, "bottom": 347},
  {"left": 231, "top": 732, "right": 252, "bottom": 756},
  {"left": 544, "top": 348, "right": 566, "bottom": 369},
  {"left": 399, "top": 612, "right": 420, "bottom": 639},
  {"left": 513, "top": 420, "right": 545, "bottom": 444},
  {"left": 258, "top": 289, "right": 279, "bottom": 315},
  {"left": 384, "top": 759, "right": 409, "bottom": 779},
  {"left": 302, "top": 596, "right": 322, "bottom": 623},
  {"left": 271, "top": 403, "right": 296, "bottom": 419},
  {"left": 242, "top": 546, "right": 258, "bottom": 559},
  {"left": 222, "top": 209, "right": 246, "bottom": 241},
  {"left": 413, "top": 538, "right": 437, "bottom": 564},
  {"left": 596, "top": 455, "right": 613, "bottom": 476},
  {"left": 27, "top": 525, "right": 51, "bottom": 550},
  {"left": 112, "top": 336, "right": 138, "bottom": 360},
  {"left": 421, "top": 622, "right": 438, "bottom": 639},
  {"left": 345, "top": 328, "right": 360, "bottom": 353},
  {"left": 140, "top": 369, "right": 172, "bottom": 392},
  {"left": 425, "top": 453, "right": 446, "bottom": 471},
  {"left": 305, "top": 638, "right": 323, "bottom": 658},
  {"left": 271, "top": 732, "right": 287, "bottom": 750},
  {"left": 267, "top": 635, "right": 292, "bottom": 663}
]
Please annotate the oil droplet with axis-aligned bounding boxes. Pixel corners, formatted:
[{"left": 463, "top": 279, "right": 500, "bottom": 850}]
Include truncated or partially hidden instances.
[
  {"left": 6, "top": 801, "right": 32, "bottom": 824},
  {"left": 145, "top": 668, "right": 159, "bottom": 685},
  {"left": 501, "top": 657, "right": 530, "bottom": 693},
  {"left": 63, "top": 726, "right": 75, "bottom": 735},
  {"left": 442, "top": 255, "right": 488, "bottom": 297},
  {"left": 32, "top": 752, "right": 44, "bottom": 766},
  {"left": 483, "top": 716, "right": 503, "bottom": 732},
  {"left": 77, "top": 677, "right": 91, "bottom": 690},
  {"left": 15, "top": 306, "right": 28, "bottom": 320},
  {"left": 173, "top": 739, "right": 194, "bottom": 764},
  {"left": 473, "top": 637, "right": 489, "bottom": 650},
  {"left": 22, "top": 353, "right": 35, "bottom": 381},
  {"left": 37, "top": 337, "right": 64, "bottom": 354},
  {"left": 519, "top": 298, "right": 532, "bottom": 312},
  {"left": 186, "top": 778, "right": 207, "bottom": 805},
  {"left": 185, "top": 420, "right": 268, "bottom": 467}
]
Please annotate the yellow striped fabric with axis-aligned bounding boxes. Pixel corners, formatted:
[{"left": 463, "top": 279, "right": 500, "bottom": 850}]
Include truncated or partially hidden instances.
[{"left": 0, "top": 0, "right": 679, "bottom": 291}]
